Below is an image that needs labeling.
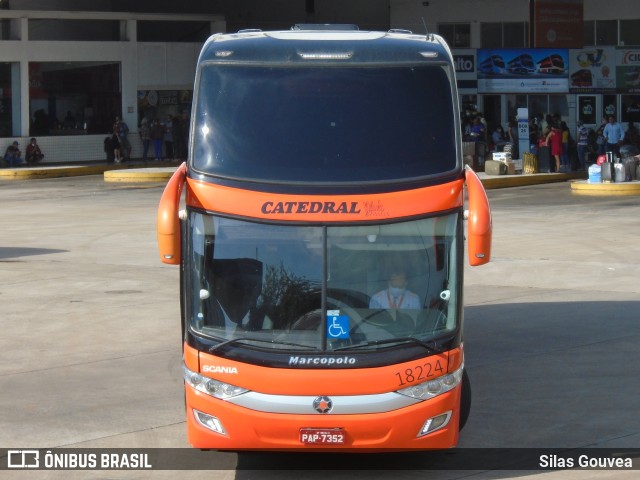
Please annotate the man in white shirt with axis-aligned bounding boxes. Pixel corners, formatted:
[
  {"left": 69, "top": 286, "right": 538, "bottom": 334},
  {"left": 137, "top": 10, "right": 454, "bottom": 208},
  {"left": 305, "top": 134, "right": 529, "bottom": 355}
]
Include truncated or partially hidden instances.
[
  {"left": 603, "top": 116, "right": 625, "bottom": 157},
  {"left": 369, "top": 269, "right": 420, "bottom": 310}
]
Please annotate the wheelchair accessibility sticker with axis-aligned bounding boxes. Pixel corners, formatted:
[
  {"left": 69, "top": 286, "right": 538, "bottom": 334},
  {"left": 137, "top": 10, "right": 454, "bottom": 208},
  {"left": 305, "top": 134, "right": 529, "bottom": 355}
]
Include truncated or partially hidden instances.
[{"left": 326, "top": 310, "right": 350, "bottom": 339}]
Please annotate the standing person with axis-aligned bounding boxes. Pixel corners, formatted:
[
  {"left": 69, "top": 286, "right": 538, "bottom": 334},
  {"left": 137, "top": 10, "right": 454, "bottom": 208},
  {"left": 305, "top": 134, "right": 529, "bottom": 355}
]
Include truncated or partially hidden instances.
[
  {"left": 560, "top": 121, "right": 570, "bottom": 172},
  {"left": 545, "top": 123, "right": 562, "bottom": 173},
  {"left": 104, "top": 135, "right": 115, "bottom": 163},
  {"left": 506, "top": 117, "right": 518, "bottom": 158},
  {"left": 111, "top": 128, "right": 122, "bottom": 164},
  {"left": 595, "top": 116, "right": 607, "bottom": 155},
  {"left": 625, "top": 121, "right": 640, "bottom": 148},
  {"left": 603, "top": 115, "right": 625, "bottom": 157},
  {"left": 469, "top": 116, "right": 486, "bottom": 142},
  {"left": 171, "top": 113, "right": 184, "bottom": 161},
  {"left": 3, "top": 141, "right": 23, "bottom": 167},
  {"left": 25, "top": 138, "right": 45, "bottom": 164},
  {"left": 180, "top": 110, "right": 190, "bottom": 160},
  {"left": 114, "top": 117, "right": 131, "bottom": 161},
  {"left": 576, "top": 121, "right": 589, "bottom": 171},
  {"left": 164, "top": 114, "right": 174, "bottom": 161},
  {"left": 151, "top": 118, "right": 165, "bottom": 161},
  {"left": 139, "top": 117, "right": 151, "bottom": 161}
]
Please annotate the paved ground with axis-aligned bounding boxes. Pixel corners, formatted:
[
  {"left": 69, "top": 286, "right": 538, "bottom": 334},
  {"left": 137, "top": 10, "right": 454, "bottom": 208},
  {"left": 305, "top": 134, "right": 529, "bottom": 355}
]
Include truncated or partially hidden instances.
[{"left": 0, "top": 176, "right": 638, "bottom": 479}]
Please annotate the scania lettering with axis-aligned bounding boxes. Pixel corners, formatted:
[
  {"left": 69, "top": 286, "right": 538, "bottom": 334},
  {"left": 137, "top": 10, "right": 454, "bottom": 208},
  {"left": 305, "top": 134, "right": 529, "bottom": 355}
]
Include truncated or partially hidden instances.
[
  {"left": 158, "top": 25, "right": 492, "bottom": 451},
  {"left": 202, "top": 365, "right": 239, "bottom": 374}
]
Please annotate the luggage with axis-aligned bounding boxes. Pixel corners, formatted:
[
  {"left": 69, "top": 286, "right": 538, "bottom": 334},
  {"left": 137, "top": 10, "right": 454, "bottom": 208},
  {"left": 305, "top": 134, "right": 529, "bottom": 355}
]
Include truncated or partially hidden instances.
[
  {"left": 588, "top": 164, "right": 601, "bottom": 183},
  {"left": 601, "top": 152, "right": 614, "bottom": 183},
  {"left": 523, "top": 152, "right": 538, "bottom": 174},
  {"left": 537, "top": 146, "right": 551, "bottom": 173},
  {"left": 614, "top": 163, "right": 625, "bottom": 183},
  {"left": 623, "top": 157, "right": 638, "bottom": 181},
  {"left": 484, "top": 159, "right": 507, "bottom": 175}
]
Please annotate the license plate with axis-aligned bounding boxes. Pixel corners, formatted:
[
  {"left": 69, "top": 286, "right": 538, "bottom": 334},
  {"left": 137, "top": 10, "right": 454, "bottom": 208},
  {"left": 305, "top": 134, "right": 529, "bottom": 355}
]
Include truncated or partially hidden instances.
[{"left": 300, "top": 428, "right": 346, "bottom": 445}]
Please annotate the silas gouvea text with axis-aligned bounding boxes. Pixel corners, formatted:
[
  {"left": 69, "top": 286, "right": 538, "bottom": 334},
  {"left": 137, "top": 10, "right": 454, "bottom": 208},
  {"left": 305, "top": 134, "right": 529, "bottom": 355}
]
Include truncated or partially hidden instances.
[{"left": 540, "top": 454, "right": 633, "bottom": 469}]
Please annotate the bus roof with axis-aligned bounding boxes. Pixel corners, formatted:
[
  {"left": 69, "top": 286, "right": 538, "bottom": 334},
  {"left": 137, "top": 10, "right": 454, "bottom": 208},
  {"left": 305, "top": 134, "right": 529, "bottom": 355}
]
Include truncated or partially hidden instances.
[{"left": 198, "top": 27, "right": 453, "bottom": 64}]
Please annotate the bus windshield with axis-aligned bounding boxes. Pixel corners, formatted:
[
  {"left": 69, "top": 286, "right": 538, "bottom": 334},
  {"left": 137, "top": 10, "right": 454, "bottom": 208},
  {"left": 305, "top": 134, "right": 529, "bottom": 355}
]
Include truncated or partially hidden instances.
[
  {"left": 192, "top": 64, "right": 457, "bottom": 183},
  {"left": 186, "top": 210, "right": 460, "bottom": 352}
]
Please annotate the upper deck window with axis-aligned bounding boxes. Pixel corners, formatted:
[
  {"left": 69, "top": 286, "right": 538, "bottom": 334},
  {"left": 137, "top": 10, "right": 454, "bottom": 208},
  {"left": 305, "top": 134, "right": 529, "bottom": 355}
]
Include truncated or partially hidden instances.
[{"left": 192, "top": 64, "right": 457, "bottom": 184}]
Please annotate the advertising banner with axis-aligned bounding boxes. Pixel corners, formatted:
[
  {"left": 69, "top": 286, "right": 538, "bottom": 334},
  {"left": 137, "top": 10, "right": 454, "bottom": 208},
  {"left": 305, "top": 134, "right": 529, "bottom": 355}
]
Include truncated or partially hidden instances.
[
  {"left": 616, "top": 48, "right": 640, "bottom": 94},
  {"left": 534, "top": 0, "right": 584, "bottom": 48},
  {"left": 477, "top": 49, "right": 569, "bottom": 93},
  {"left": 568, "top": 47, "right": 616, "bottom": 93}
]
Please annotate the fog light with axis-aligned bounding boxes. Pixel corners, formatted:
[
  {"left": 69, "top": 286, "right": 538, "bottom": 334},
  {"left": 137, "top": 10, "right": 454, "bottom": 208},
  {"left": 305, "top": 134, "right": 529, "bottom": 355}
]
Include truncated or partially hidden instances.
[
  {"left": 418, "top": 411, "right": 452, "bottom": 437},
  {"left": 193, "top": 409, "right": 227, "bottom": 436}
]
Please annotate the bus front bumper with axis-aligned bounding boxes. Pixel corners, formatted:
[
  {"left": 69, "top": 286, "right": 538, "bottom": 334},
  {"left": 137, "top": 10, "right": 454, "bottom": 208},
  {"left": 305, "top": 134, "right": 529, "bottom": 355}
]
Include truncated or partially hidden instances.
[{"left": 185, "top": 385, "right": 461, "bottom": 451}]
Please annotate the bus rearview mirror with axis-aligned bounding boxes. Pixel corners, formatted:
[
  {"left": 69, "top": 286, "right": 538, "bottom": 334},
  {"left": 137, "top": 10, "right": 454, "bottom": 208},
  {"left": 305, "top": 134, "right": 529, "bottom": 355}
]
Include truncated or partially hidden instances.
[{"left": 465, "top": 166, "right": 492, "bottom": 266}]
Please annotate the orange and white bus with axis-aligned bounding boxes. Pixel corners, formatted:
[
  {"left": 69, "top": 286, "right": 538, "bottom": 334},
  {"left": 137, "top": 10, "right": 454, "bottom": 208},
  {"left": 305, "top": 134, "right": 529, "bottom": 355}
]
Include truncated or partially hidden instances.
[{"left": 157, "top": 25, "right": 492, "bottom": 451}]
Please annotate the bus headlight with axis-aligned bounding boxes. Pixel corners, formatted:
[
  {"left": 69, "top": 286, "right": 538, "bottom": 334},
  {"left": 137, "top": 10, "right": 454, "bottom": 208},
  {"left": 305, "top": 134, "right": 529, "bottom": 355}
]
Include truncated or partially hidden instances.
[
  {"left": 183, "top": 364, "right": 249, "bottom": 400},
  {"left": 396, "top": 364, "right": 464, "bottom": 400}
]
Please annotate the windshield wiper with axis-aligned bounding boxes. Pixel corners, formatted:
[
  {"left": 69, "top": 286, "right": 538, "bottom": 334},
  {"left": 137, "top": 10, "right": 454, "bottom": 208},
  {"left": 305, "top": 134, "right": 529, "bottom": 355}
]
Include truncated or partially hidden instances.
[
  {"left": 334, "top": 336, "right": 443, "bottom": 353},
  {"left": 208, "top": 337, "right": 320, "bottom": 354}
]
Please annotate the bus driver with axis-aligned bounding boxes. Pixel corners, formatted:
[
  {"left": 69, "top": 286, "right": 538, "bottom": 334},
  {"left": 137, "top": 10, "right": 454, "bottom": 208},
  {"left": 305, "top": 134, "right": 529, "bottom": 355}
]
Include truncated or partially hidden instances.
[{"left": 369, "top": 267, "right": 420, "bottom": 310}]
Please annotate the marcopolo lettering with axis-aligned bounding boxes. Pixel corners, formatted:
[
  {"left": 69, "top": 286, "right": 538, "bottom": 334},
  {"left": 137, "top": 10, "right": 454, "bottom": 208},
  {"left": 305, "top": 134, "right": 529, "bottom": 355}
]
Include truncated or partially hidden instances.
[
  {"left": 261, "top": 201, "right": 361, "bottom": 215},
  {"left": 289, "top": 356, "right": 357, "bottom": 366}
]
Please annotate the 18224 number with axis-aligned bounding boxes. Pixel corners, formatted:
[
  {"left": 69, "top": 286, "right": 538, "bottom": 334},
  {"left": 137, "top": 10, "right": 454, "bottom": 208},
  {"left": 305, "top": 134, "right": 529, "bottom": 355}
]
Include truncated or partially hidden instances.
[{"left": 395, "top": 360, "right": 444, "bottom": 387}]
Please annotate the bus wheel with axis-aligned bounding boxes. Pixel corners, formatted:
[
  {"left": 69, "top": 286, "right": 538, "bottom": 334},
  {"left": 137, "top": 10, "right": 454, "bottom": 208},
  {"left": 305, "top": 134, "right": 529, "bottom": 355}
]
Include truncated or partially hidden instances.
[{"left": 459, "top": 369, "right": 471, "bottom": 431}]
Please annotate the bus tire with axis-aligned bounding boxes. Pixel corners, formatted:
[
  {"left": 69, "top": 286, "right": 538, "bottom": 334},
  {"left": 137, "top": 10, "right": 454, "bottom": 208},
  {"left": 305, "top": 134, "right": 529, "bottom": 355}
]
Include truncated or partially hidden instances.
[{"left": 459, "top": 369, "right": 471, "bottom": 431}]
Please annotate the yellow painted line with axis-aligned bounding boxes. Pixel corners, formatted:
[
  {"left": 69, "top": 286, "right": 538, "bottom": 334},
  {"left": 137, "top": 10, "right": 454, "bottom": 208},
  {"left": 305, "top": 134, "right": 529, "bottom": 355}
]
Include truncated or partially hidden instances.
[
  {"left": 0, "top": 163, "right": 179, "bottom": 181},
  {"left": 103, "top": 168, "right": 176, "bottom": 183},
  {"left": 481, "top": 172, "right": 586, "bottom": 189},
  {"left": 570, "top": 180, "right": 640, "bottom": 196},
  {"left": 0, "top": 165, "right": 111, "bottom": 179},
  {"left": 2, "top": 163, "right": 589, "bottom": 189}
]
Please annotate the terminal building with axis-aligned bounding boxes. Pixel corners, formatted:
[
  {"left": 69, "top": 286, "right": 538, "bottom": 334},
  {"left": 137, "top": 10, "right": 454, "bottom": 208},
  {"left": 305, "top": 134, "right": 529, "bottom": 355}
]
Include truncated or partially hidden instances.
[{"left": 0, "top": 0, "right": 637, "bottom": 162}]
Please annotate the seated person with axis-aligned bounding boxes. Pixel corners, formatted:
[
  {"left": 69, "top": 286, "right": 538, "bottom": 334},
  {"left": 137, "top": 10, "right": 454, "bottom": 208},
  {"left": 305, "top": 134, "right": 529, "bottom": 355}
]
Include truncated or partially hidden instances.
[
  {"left": 491, "top": 125, "right": 508, "bottom": 151},
  {"left": 369, "top": 268, "right": 420, "bottom": 310},
  {"left": 25, "top": 138, "right": 44, "bottom": 164},
  {"left": 3, "top": 141, "right": 23, "bottom": 167},
  {"left": 207, "top": 258, "right": 269, "bottom": 331}
]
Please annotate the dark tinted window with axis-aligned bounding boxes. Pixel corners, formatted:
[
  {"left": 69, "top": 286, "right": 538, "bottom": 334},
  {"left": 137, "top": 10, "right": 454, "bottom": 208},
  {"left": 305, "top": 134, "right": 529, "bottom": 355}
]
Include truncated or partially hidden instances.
[
  {"left": 596, "top": 20, "right": 617, "bottom": 46},
  {"left": 481, "top": 23, "right": 502, "bottom": 49},
  {"left": 29, "top": 19, "right": 120, "bottom": 41},
  {"left": 137, "top": 20, "right": 211, "bottom": 42},
  {"left": 192, "top": 64, "right": 457, "bottom": 183},
  {"left": 621, "top": 19, "right": 640, "bottom": 47}
]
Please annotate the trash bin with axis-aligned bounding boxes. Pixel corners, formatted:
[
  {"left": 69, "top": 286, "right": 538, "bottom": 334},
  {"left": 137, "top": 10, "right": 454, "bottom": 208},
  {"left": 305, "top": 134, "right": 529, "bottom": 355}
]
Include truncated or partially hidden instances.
[{"left": 537, "top": 146, "right": 551, "bottom": 173}]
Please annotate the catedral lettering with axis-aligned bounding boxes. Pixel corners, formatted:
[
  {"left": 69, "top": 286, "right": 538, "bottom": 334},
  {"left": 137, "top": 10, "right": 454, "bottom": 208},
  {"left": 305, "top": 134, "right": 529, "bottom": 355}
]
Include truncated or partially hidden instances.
[
  {"left": 158, "top": 24, "right": 492, "bottom": 451},
  {"left": 261, "top": 201, "right": 361, "bottom": 215}
]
